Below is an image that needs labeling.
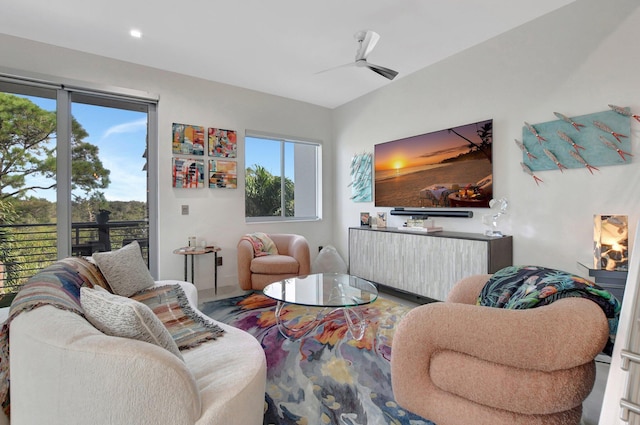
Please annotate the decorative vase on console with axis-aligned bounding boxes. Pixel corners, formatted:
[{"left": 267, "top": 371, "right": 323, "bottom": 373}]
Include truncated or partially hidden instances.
[{"left": 482, "top": 198, "right": 508, "bottom": 237}]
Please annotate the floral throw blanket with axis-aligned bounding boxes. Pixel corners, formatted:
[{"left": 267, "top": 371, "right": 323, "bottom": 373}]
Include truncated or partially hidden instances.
[
  {"left": 240, "top": 232, "right": 278, "bottom": 257},
  {"left": 477, "top": 265, "right": 621, "bottom": 356}
]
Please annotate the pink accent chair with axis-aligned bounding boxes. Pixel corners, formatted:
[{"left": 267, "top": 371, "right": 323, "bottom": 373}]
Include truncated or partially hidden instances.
[
  {"left": 391, "top": 274, "right": 610, "bottom": 425},
  {"left": 237, "top": 233, "right": 311, "bottom": 290}
]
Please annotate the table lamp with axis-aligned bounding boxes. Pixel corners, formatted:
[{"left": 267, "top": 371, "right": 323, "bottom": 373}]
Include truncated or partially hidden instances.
[{"left": 594, "top": 214, "right": 628, "bottom": 271}]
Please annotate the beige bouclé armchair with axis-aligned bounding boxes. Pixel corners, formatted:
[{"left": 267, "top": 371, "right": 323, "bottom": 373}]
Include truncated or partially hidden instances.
[
  {"left": 391, "top": 274, "right": 610, "bottom": 425},
  {"left": 237, "top": 233, "right": 311, "bottom": 290}
]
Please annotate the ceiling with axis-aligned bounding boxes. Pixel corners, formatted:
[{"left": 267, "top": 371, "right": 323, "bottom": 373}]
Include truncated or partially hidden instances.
[{"left": 0, "top": 0, "right": 575, "bottom": 109}]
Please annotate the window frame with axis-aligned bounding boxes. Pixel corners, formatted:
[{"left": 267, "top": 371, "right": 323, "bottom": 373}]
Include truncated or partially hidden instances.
[{"left": 244, "top": 131, "right": 322, "bottom": 223}]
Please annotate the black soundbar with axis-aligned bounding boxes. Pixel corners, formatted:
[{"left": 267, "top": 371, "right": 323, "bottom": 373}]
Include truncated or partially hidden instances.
[{"left": 389, "top": 208, "right": 473, "bottom": 218}]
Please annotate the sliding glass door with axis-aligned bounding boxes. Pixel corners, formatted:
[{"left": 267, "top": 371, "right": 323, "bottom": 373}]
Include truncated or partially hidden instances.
[
  {"left": 0, "top": 77, "right": 156, "bottom": 303},
  {"left": 69, "top": 95, "right": 150, "bottom": 262},
  {"left": 0, "top": 83, "right": 58, "bottom": 298}
]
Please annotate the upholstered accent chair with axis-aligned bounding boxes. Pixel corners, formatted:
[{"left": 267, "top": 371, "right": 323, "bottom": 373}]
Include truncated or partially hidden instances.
[
  {"left": 391, "top": 274, "right": 611, "bottom": 425},
  {"left": 237, "top": 233, "right": 311, "bottom": 290}
]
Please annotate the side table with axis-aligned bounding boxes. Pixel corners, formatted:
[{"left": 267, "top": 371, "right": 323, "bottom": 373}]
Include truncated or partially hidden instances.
[
  {"left": 173, "top": 246, "right": 222, "bottom": 293},
  {"left": 578, "top": 261, "right": 628, "bottom": 303}
]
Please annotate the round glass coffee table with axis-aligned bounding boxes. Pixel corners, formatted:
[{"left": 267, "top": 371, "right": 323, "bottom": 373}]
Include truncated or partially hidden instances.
[{"left": 263, "top": 273, "right": 378, "bottom": 340}]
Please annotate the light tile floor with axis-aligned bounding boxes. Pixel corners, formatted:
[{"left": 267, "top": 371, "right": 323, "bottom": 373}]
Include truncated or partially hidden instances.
[
  {"left": 198, "top": 285, "right": 607, "bottom": 424},
  {"left": 584, "top": 358, "right": 608, "bottom": 424}
]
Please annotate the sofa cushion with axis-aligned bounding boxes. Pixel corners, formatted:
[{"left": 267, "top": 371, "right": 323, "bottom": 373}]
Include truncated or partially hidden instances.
[
  {"left": 250, "top": 254, "right": 299, "bottom": 275},
  {"left": 429, "top": 349, "right": 595, "bottom": 414},
  {"left": 92, "top": 241, "right": 154, "bottom": 297},
  {"left": 180, "top": 319, "right": 267, "bottom": 425},
  {"left": 80, "top": 287, "right": 183, "bottom": 360}
]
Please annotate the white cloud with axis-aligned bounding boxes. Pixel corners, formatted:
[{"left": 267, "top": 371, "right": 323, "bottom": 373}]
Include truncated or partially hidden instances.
[
  {"left": 101, "top": 118, "right": 147, "bottom": 141},
  {"left": 102, "top": 156, "right": 147, "bottom": 202}
]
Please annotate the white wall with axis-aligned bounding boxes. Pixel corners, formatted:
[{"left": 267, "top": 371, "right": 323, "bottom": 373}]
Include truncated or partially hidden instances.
[
  {"left": 0, "top": 34, "right": 335, "bottom": 291},
  {"left": 332, "top": 0, "right": 640, "bottom": 277}
]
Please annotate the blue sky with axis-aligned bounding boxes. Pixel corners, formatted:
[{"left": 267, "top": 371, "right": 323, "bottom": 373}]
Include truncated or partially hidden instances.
[
  {"left": 245, "top": 136, "right": 294, "bottom": 179},
  {"left": 22, "top": 95, "right": 147, "bottom": 202},
  {"left": 71, "top": 102, "right": 147, "bottom": 202}
]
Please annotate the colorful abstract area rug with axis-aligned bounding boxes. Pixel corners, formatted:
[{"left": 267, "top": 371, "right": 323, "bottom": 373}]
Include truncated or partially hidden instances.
[{"left": 200, "top": 292, "right": 435, "bottom": 425}]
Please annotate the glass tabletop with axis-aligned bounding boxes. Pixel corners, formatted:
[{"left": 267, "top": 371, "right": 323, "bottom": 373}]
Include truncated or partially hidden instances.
[
  {"left": 577, "top": 261, "right": 629, "bottom": 273},
  {"left": 263, "top": 273, "right": 378, "bottom": 308}
]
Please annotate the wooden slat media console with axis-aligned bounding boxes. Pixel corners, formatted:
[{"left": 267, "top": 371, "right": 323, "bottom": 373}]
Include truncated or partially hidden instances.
[{"left": 348, "top": 227, "right": 513, "bottom": 302}]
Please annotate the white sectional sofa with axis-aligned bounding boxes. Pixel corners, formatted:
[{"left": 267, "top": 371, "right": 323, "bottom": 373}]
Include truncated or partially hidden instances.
[{"left": 5, "top": 250, "right": 266, "bottom": 425}]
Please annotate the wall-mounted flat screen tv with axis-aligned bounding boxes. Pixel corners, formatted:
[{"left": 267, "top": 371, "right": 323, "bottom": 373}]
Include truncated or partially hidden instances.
[{"left": 374, "top": 119, "right": 493, "bottom": 208}]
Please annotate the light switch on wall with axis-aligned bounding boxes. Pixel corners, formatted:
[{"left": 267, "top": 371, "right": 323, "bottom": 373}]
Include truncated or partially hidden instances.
[{"left": 181, "top": 205, "right": 189, "bottom": 215}]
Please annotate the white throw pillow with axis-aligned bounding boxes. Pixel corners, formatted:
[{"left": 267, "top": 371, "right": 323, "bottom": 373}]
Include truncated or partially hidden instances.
[
  {"left": 80, "top": 287, "right": 183, "bottom": 360},
  {"left": 92, "top": 241, "right": 155, "bottom": 297},
  {"left": 312, "top": 245, "right": 348, "bottom": 274}
]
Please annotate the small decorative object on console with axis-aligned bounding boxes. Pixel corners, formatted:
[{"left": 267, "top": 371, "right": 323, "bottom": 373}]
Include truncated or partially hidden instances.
[
  {"left": 375, "top": 212, "right": 387, "bottom": 228},
  {"left": 403, "top": 218, "right": 442, "bottom": 233},
  {"left": 360, "top": 212, "right": 370, "bottom": 227},
  {"left": 482, "top": 197, "right": 508, "bottom": 237}
]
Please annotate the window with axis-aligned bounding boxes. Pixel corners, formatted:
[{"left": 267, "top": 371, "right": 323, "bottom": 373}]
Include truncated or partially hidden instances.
[{"left": 244, "top": 132, "right": 321, "bottom": 222}]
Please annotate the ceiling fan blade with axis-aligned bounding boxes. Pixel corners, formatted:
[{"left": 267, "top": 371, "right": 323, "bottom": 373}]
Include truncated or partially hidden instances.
[
  {"left": 366, "top": 63, "right": 399, "bottom": 80},
  {"left": 315, "top": 62, "right": 354, "bottom": 75},
  {"left": 355, "top": 30, "right": 380, "bottom": 61}
]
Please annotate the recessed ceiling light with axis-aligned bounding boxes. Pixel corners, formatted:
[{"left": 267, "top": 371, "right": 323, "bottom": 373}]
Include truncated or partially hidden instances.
[{"left": 130, "top": 29, "right": 142, "bottom": 39}]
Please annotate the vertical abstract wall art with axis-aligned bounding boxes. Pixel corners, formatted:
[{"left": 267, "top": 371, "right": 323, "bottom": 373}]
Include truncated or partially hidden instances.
[
  {"left": 209, "top": 159, "right": 237, "bottom": 189},
  {"left": 208, "top": 128, "right": 237, "bottom": 158},
  {"left": 172, "top": 157, "right": 205, "bottom": 188},
  {"left": 349, "top": 152, "right": 372, "bottom": 202},
  {"left": 172, "top": 123, "right": 205, "bottom": 155}
]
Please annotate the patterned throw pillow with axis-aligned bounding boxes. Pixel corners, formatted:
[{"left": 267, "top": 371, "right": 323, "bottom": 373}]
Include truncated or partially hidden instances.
[
  {"left": 241, "top": 232, "right": 279, "bottom": 257},
  {"left": 92, "top": 241, "right": 154, "bottom": 297},
  {"left": 258, "top": 233, "right": 278, "bottom": 256},
  {"left": 58, "top": 256, "right": 112, "bottom": 292},
  {"left": 80, "top": 286, "right": 183, "bottom": 360}
]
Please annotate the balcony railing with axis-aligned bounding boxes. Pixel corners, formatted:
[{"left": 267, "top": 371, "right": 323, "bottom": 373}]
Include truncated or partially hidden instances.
[{"left": 0, "top": 220, "right": 148, "bottom": 306}]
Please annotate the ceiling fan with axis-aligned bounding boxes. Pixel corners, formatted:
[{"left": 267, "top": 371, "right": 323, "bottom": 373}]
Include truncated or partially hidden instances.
[
  {"left": 353, "top": 30, "right": 398, "bottom": 80},
  {"left": 318, "top": 30, "right": 399, "bottom": 80}
]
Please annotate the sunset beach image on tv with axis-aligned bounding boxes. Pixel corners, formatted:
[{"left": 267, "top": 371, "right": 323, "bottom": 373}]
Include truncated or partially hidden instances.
[{"left": 374, "top": 119, "right": 493, "bottom": 208}]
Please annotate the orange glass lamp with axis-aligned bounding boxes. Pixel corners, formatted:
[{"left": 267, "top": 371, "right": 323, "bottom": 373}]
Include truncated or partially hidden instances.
[{"left": 594, "top": 214, "right": 629, "bottom": 271}]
